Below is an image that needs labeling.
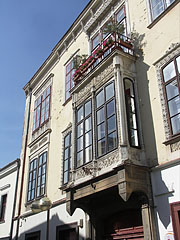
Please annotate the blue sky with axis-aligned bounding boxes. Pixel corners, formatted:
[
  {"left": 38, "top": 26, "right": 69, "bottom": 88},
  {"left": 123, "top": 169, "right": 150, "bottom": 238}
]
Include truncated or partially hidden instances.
[{"left": 0, "top": 0, "right": 90, "bottom": 168}]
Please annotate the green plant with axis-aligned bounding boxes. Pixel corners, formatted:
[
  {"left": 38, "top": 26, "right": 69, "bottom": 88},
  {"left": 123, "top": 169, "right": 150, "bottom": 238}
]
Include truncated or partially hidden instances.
[{"left": 103, "top": 17, "right": 125, "bottom": 35}]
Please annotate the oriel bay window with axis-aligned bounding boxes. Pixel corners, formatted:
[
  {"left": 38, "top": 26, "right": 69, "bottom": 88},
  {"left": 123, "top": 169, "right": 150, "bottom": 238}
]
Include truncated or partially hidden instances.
[
  {"left": 124, "top": 79, "right": 139, "bottom": 147},
  {"left": 63, "top": 132, "right": 72, "bottom": 184},
  {"left": 162, "top": 55, "right": 180, "bottom": 136},
  {"left": 27, "top": 152, "right": 47, "bottom": 202},
  {"left": 96, "top": 81, "right": 118, "bottom": 157},
  {"left": 76, "top": 100, "right": 92, "bottom": 167},
  {"left": 33, "top": 86, "right": 51, "bottom": 132}
]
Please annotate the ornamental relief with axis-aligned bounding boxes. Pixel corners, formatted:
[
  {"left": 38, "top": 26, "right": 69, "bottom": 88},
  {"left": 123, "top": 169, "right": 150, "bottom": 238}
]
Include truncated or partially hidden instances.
[
  {"left": 98, "top": 150, "right": 119, "bottom": 170},
  {"left": 155, "top": 43, "right": 180, "bottom": 140},
  {"left": 170, "top": 141, "right": 180, "bottom": 152}
]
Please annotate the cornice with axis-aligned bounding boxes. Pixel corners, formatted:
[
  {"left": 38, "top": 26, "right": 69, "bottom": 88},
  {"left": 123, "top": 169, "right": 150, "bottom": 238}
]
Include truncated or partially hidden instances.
[{"left": 0, "top": 159, "right": 20, "bottom": 179}]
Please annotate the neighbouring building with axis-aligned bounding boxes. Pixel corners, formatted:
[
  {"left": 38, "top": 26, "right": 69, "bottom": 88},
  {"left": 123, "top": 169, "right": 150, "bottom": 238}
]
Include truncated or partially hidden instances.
[
  {"left": 12, "top": 0, "right": 180, "bottom": 240},
  {"left": 0, "top": 159, "right": 20, "bottom": 240}
]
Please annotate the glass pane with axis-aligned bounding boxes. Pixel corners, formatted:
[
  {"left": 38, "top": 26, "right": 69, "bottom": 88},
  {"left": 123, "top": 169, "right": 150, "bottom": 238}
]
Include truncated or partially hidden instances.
[
  {"left": 92, "top": 34, "right": 99, "bottom": 49},
  {"left": 28, "top": 192, "right": 31, "bottom": 201},
  {"left": 38, "top": 167, "right": 41, "bottom": 177},
  {"left": 31, "top": 189, "right": 35, "bottom": 199},
  {"left": 97, "top": 123, "right": 105, "bottom": 140},
  {"left": 152, "top": 0, "right": 164, "bottom": 19},
  {"left": 64, "top": 171, "right": 68, "bottom": 184},
  {"left": 131, "top": 129, "right": 139, "bottom": 147},
  {"left": 129, "top": 113, "right": 137, "bottom": 129},
  {"left": 42, "top": 165, "right": 46, "bottom": 174},
  {"left": 85, "top": 117, "right": 91, "bottom": 132},
  {"left": 66, "top": 90, "right": 71, "bottom": 100},
  {"left": 116, "top": 8, "right": 125, "bottom": 23},
  {"left": 77, "top": 136, "right": 83, "bottom": 151},
  {"left": 85, "top": 101, "right": 91, "bottom": 117},
  {"left": 127, "top": 97, "right": 135, "bottom": 113},
  {"left": 77, "top": 151, "right": 83, "bottom": 167},
  {"left": 171, "top": 114, "right": 180, "bottom": 135},
  {"left": 77, "top": 123, "right": 83, "bottom": 137},
  {"left": 28, "top": 182, "right": 31, "bottom": 191},
  {"left": 85, "top": 131, "right": 92, "bottom": 147},
  {"left": 41, "top": 185, "right": 45, "bottom": 195},
  {"left": 47, "top": 86, "right": 50, "bottom": 96},
  {"left": 125, "top": 79, "right": 134, "bottom": 97},
  {"left": 66, "top": 62, "right": 71, "bottom": 73},
  {"left": 39, "top": 155, "right": 43, "bottom": 165},
  {"left": 168, "top": 96, "right": 180, "bottom": 117},
  {"left": 97, "top": 108, "right": 105, "bottom": 124},
  {"left": 43, "top": 153, "right": 47, "bottom": 163},
  {"left": 163, "top": 61, "right": 176, "bottom": 82},
  {"left": 85, "top": 146, "right": 92, "bottom": 163},
  {"left": 176, "top": 55, "right": 180, "bottom": 73},
  {"left": 96, "top": 90, "right": 104, "bottom": 108},
  {"left": 77, "top": 106, "right": 83, "bottom": 122},
  {"left": 37, "top": 187, "right": 40, "bottom": 197},
  {"left": 30, "top": 162, "right": 33, "bottom": 171},
  {"left": 66, "top": 78, "right": 70, "bottom": 90},
  {"left": 108, "top": 132, "right": 117, "bottom": 151},
  {"left": 97, "top": 138, "right": 106, "bottom": 157},
  {"left": 64, "top": 160, "right": 68, "bottom": 171},
  {"left": 107, "top": 100, "right": 115, "bottom": 117},
  {"left": 166, "top": 0, "right": 175, "bottom": 7},
  {"left": 29, "top": 172, "right": 32, "bottom": 181},
  {"left": 42, "top": 175, "right": 45, "bottom": 184},
  {"left": 33, "top": 170, "right": 36, "bottom": 179},
  {"left": 34, "top": 159, "right": 37, "bottom": 169},
  {"left": 37, "top": 177, "right": 41, "bottom": 186},
  {"left": 105, "top": 82, "right": 114, "bottom": 101},
  {"left": 107, "top": 115, "right": 116, "bottom": 134},
  {"left": 166, "top": 80, "right": 179, "bottom": 100}
]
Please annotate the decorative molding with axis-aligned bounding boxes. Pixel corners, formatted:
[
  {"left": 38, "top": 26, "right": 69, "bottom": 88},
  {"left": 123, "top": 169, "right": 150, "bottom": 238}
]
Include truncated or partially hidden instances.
[
  {"left": 154, "top": 44, "right": 180, "bottom": 141},
  {"left": 98, "top": 150, "right": 119, "bottom": 170},
  {"left": 170, "top": 141, "right": 180, "bottom": 152},
  {"left": 0, "top": 184, "right": 10, "bottom": 191}
]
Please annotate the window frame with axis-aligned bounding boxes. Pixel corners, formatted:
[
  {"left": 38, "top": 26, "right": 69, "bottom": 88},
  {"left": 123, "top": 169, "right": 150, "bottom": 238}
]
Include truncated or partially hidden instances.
[
  {"left": 0, "top": 194, "right": 7, "bottom": 222},
  {"left": 170, "top": 201, "right": 180, "bottom": 240},
  {"left": 124, "top": 78, "right": 140, "bottom": 148},
  {"left": 76, "top": 99, "right": 93, "bottom": 168},
  {"left": 65, "top": 60, "right": 75, "bottom": 101},
  {"left": 33, "top": 86, "right": 51, "bottom": 133},
  {"left": 25, "top": 231, "right": 41, "bottom": 240},
  {"left": 63, "top": 131, "right": 72, "bottom": 185},
  {"left": 27, "top": 152, "right": 47, "bottom": 203},
  {"left": 161, "top": 55, "right": 180, "bottom": 137},
  {"left": 95, "top": 81, "right": 118, "bottom": 158},
  {"left": 56, "top": 222, "right": 78, "bottom": 240}
]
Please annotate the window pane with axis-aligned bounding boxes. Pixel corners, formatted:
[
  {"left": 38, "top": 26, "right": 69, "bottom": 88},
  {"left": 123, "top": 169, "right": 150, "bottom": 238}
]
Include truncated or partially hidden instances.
[
  {"left": 107, "top": 115, "right": 116, "bottom": 134},
  {"left": 66, "top": 62, "right": 71, "bottom": 73},
  {"left": 131, "top": 129, "right": 139, "bottom": 146},
  {"left": 85, "top": 117, "right": 91, "bottom": 132},
  {"left": 97, "top": 138, "right": 106, "bottom": 157},
  {"left": 85, "top": 101, "right": 91, "bottom": 117},
  {"left": 65, "top": 134, "right": 70, "bottom": 147},
  {"left": 85, "top": 146, "right": 92, "bottom": 163},
  {"left": 77, "top": 106, "right": 83, "bottom": 122},
  {"left": 97, "top": 108, "right": 105, "bottom": 124},
  {"left": 66, "top": 90, "right": 71, "bottom": 100},
  {"left": 176, "top": 55, "right": 180, "bottom": 73},
  {"left": 42, "top": 165, "right": 46, "bottom": 174},
  {"left": 152, "top": 0, "right": 164, "bottom": 19},
  {"left": 64, "top": 148, "right": 69, "bottom": 160},
  {"left": 105, "top": 82, "right": 114, "bottom": 101},
  {"left": 85, "top": 131, "right": 92, "bottom": 147},
  {"left": 166, "top": 0, "right": 175, "bottom": 7},
  {"left": 97, "top": 123, "right": 105, "bottom": 140},
  {"left": 42, "top": 175, "right": 45, "bottom": 184},
  {"left": 43, "top": 153, "right": 47, "bottom": 163},
  {"left": 96, "top": 90, "right": 104, "bottom": 108},
  {"left": 129, "top": 113, "right": 137, "bottom": 129},
  {"left": 77, "top": 136, "right": 83, "bottom": 151},
  {"left": 39, "top": 155, "right": 43, "bottom": 165},
  {"left": 64, "top": 160, "right": 68, "bottom": 171},
  {"left": 166, "top": 80, "right": 179, "bottom": 100},
  {"left": 125, "top": 80, "right": 134, "bottom": 97},
  {"left": 92, "top": 34, "right": 99, "bottom": 49},
  {"left": 77, "top": 123, "right": 83, "bottom": 137},
  {"left": 64, "top": 171, "right": 68, "bottom": 184},
  {"left": 107, "top": 100, "right": 115, "bottom": 117},
  {"left": 108, "top": 132, "right": 117, "bottom": 151},
  {"left": 116, "top": 8, "right": 125, "bottom": 23},
  {"left": 168, "top": 96, "right": 180, "bottom": 117},
  {"left": 171, "top": 114, "right": 180, "bottom": 135},
  {"left": 77, "top": 151, "right": 83, "bottom": 167},
  {"left": 163, "top": 61, "right": 176, "bottom": 82}
]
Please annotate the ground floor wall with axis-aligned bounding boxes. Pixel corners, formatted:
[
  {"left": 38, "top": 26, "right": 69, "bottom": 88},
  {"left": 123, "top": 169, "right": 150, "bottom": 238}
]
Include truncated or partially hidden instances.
[{"left": 151, "top": 161, "right": 180, "bottom": 240}]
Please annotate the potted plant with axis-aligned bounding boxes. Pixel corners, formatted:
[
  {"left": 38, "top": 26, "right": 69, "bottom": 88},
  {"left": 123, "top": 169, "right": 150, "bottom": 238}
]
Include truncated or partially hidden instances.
[
  {"left": 73, "top": 69, "right": 81, "bottom": 82},
  {"left": 94, "top": 47, "right": 103, "bottom": 57}
]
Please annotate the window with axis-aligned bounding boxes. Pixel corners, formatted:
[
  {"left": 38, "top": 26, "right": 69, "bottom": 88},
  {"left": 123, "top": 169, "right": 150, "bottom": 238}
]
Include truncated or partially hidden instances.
[
  {"left": 56, "top": 223, "right": 78, "bottom": 240},
  {"left": 124, "top": 79, "right": 140, "bottom": 147},
  {"left": 95, "top": 82, "right": 118, "bottom": 157},
  {"left": 27, "top": 152, "right": 47, "bottom": 202},
  {"left": 76, "top": 100, "right": 93, "bottom": 167},
  {"left": 65, "top": 60, "right": 75, "bottom": 101},
  {"left": 149, "top": 0, "right": 175, "bottom": 20},
  {"left": 162, "top": 55, "right": 180, "bottom": 136},
  {"left": 33, "top": 86, "right": 51, "bottom": 132},
  {"left": 0, "top": 194, "right": 7, "bottom": 222},
  {"left": 63, "top": 132, "right": 72, "bottom": 184},
  {"left": 170, "top": 201, "right": 180, "bottom": 240},
  {"left": 25, "top": 231, "right": 40, "bottom": 240},
  {"left": 115, "top": 6, "right": 126, "bottom": 35}
]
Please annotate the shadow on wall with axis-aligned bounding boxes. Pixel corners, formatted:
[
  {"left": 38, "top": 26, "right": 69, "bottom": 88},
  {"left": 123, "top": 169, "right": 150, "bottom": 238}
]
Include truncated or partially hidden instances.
[
  {"left": 132, "top": 27, "right": 158, "bottom": 167},
  {"left": 14, "top": 211, "right": 85, "bottom": 240},
  {"left": 152, "top": 170, "right": 173, "bottom": 239}
]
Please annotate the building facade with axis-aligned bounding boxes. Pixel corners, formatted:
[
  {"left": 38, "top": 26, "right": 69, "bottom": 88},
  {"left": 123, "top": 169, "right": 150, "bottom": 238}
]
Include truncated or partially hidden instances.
[
  {"left": 0, "top": 159, "right": 20, "bottom": 240},
  {"left": 12, "top": 0, "right": 180, "bottom": 239}
]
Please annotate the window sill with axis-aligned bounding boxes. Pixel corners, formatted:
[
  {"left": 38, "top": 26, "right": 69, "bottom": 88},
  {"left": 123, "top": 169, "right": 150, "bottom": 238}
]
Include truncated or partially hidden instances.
[
  {"left": 63, "top": 96, "right": 72, "bottom": 106},
  {"left": 147, "top": 1, "right": 179, "bottom": 29},
  {"left": 0, "top": 220, "right": 5, "bottom": 224},
  {"left": 163, "top": 134, "right": 180, "bottom": 146}
]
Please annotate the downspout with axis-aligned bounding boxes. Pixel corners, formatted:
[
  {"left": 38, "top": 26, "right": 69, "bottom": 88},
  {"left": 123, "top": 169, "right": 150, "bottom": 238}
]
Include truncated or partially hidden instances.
[
  {"left": 9, "top": 158, "right": 20, "bottom": 240},
  {"left": 15, "top": 87, "right": 32, "bottom": 240}
]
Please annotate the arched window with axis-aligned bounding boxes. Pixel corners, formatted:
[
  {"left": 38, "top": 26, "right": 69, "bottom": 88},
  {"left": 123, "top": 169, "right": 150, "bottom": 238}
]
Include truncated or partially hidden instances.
[{"left": 124, "top": 79, "right": 140, "bottom": 147}]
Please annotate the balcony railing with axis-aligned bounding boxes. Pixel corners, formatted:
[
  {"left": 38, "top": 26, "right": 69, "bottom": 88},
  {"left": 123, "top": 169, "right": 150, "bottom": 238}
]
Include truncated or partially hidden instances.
[{"left": 73, "top": 33, "right": 134, "bottom": 84}]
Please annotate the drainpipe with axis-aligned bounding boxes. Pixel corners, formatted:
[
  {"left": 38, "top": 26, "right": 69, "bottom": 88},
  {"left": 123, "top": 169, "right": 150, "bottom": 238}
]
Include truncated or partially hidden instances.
[
  {"left": 9, "top": 158, "right": 20, "bottom": 240},
  {"left": 15, "top": 87, "right": 32, "bottom": 240}
]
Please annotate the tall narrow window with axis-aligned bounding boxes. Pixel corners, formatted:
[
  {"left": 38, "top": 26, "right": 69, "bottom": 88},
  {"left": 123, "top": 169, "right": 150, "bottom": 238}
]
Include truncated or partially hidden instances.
[
  {"left": 96, "top": 82, "right": 117, "bottom": 157},
  {"left": 63, "top": 132, "right": 72, "bottom": 184},
  {"left": 0, "top": 194, "right": 7, "bottom": 222},
  {"left": 124, "top": 79, "right": 139, "bottom": 147},
  {"left": 76, "top": 100, "right": 92, "bottom": 167},
  {"left": 65, "top": 61, "right": 75, "bottom": 101},
  {"left": 33, "top": 86, "right": 51, "bottom": 132},
  {"left": 162, "top": 55, "right": 180, "bottom": 136},
  {"left": 115, "top": 6, "right": 126, "bottom": 35},
  {"left": 149, "top": 0, "right": 175, "bottom": 20},
  {"left": 27, "top": 152, "right": 47, "bottom": 202}
]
